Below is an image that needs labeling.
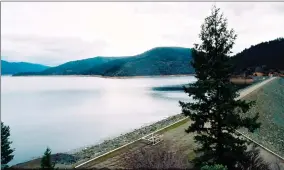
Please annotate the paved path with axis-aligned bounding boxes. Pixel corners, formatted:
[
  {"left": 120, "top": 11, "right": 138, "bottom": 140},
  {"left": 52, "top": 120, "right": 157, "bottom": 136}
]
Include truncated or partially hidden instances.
[
  {"left": 78, "top": 77, "right": 282, "bottom": 169},
  {"left": 237, "top": 77, "right": 277, "bottom": 100}
]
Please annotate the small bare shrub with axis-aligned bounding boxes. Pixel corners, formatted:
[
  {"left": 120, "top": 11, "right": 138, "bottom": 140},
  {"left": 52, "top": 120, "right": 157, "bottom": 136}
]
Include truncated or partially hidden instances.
[{"left": 122, "top": 139, "right": 189, "bottom": 169}]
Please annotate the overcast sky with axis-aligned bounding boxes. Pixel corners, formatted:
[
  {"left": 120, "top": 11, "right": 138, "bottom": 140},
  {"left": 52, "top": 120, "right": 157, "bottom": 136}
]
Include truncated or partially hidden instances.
[{"left": 1, "top": 2, "right": 284, "bottom": 66}]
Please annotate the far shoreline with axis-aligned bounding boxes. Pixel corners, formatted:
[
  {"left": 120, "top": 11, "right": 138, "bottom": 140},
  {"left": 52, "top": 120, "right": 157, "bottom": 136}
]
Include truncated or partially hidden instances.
[
  {"left": 4, "top": 74, "right": 260, "bottom": 85},
  {"left": 6, "top": 74, "right": 196, "bottom": 79}
]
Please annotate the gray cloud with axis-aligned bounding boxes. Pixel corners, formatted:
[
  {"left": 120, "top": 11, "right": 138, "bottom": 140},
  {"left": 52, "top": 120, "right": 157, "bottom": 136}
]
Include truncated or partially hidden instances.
[
  {"left": 220, "top": 2, "right": 256, "bottom": 17},
  {"left": 1, "top": 2, "right": 283, "bottom": 65},
  {"left": 1, "top": 35, "right": 107, "bottom": 66}
]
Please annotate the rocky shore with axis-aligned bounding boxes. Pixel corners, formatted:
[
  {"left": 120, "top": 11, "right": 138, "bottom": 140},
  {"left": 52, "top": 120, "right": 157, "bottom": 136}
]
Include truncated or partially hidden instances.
[{"left": 55, "top": 114, "right": 186, "bottom": 166}]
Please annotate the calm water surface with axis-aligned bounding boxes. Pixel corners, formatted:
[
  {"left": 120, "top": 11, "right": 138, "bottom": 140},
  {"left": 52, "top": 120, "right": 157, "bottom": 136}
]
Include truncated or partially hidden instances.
[{"left": 1, "top": 76, "right": 196, "bottom": 165}]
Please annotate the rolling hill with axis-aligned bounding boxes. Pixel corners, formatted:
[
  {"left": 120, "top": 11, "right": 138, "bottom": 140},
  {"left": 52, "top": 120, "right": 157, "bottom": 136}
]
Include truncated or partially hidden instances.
[
  {"left": 1, "top": 60, "right": 49, "bottom": 75},
  {"left": 14, "top": 47, "right": 194, "bottom": 76},
  {"left": 104, "top": 47, "right": 193, "bottom": 76}
]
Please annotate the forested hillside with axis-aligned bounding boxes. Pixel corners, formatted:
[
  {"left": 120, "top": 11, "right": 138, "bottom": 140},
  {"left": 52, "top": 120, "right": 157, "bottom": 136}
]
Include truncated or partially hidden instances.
[{"left": 233, "top": 38, "right": 284, "bottom": 73}]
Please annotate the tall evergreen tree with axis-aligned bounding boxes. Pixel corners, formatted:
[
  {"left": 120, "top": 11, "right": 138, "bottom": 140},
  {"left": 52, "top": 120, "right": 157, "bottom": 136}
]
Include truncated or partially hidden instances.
[
  {"left": 41, "top": 147, "right": 55, "bottom": 169},
  {"left": 1, "top": 122, "right": 14, "bottom": 168},
  {"left": 180, "top": 6, "right": 261, "bottom": 169}
]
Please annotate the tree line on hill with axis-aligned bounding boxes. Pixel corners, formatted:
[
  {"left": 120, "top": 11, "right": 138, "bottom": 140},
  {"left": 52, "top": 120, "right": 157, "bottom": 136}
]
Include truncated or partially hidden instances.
[{"left": 232, "top": 38, "right": 284, "bottom": 75}]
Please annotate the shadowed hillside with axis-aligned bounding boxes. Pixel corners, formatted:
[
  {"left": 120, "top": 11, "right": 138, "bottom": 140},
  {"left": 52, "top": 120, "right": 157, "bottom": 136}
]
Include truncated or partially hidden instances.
[{"left": 233, "top": 38, "right": 284, "bottom": 73}]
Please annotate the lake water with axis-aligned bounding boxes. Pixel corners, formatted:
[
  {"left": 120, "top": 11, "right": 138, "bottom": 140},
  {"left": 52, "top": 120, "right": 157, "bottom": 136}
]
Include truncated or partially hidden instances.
[{"left": 1, "top": 76, "right": 196, "bottom": 165}]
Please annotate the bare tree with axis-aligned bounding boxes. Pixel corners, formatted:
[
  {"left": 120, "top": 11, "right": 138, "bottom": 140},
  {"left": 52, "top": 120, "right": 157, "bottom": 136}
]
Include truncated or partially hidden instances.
[{"left": 121, "top": 139, "right": 190, "bottom": 169}]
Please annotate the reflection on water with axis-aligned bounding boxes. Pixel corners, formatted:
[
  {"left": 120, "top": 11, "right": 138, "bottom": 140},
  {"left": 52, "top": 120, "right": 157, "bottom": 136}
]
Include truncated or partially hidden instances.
[
  {"left": 152, "top": 84, "right": 187, "bottom": 92},
  {"left": 1, "top": 76, "right": 196, "bottom": 165}
]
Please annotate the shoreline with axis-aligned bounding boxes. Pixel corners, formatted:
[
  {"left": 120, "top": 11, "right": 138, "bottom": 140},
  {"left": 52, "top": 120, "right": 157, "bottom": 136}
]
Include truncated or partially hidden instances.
[{"left": 7, "top": 74, "right": 196, "bottom": 79}]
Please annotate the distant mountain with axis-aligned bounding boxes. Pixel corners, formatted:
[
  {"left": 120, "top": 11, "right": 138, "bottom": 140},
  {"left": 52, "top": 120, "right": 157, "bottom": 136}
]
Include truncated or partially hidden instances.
[
  {"left": 233, "top": 38, "right": 284, "bottom": 73},
  {"left": 36, "top": 57, "right": 119, "bottom": 75},
  {"left": 1, "top": 60, "right": 49, "bottom": 75},
  {"left": 14, "top": 47, "right": 194, "bottom": 76}
]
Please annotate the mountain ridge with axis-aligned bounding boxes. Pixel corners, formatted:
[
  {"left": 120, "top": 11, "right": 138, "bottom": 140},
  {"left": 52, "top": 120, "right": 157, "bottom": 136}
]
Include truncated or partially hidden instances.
[
  {"left": 13, "top": 47, "right": 194, "bottom": 76},
  {"left": 5, "top": 38, "right": 284, "bottom": 77}
]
